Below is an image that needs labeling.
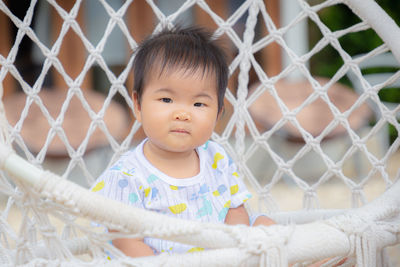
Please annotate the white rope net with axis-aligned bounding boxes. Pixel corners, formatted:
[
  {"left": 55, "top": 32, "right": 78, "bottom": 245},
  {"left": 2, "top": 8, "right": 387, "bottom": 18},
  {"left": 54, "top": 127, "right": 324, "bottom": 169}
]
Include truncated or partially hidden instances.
[{"left": 0, "top": 0, "right": 399, "bottom": 266}]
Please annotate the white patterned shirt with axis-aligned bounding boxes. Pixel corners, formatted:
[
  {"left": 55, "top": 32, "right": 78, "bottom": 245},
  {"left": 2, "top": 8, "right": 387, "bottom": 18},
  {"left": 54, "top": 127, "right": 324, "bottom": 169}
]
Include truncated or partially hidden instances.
[{"left": 91, "top": 139, "right": 252, "bottom": 254}]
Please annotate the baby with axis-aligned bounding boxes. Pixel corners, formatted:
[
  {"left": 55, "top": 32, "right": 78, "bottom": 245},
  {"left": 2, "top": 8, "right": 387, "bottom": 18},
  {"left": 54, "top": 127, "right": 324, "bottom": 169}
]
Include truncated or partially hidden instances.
[{"left": 92, "top": 25, "right": 274, "bottom": 257}]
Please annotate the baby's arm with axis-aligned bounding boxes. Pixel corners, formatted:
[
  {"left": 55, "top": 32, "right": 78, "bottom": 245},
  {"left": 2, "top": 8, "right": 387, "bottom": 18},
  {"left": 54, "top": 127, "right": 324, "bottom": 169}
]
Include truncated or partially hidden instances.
[
  {"left": 252, "top": 215, "right": 276, "bottom": 226},
  {"left": 110, "top": 230, "right": 155, "bottom": 258},
  {"left": 224, "top": 205, "right": 250, "bottom": 225},
  {"left": 225, "top": 205, "right": 276, "bottom": 226}
]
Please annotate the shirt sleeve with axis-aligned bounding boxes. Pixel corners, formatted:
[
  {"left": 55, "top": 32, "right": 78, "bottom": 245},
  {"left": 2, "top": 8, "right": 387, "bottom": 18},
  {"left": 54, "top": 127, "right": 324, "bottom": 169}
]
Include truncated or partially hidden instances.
[
  {"left": 225, "top": 155, "right": 252, "bottom": 208},
  {"left": 206, "top": 141, "right": 252, "bottom": 209}
]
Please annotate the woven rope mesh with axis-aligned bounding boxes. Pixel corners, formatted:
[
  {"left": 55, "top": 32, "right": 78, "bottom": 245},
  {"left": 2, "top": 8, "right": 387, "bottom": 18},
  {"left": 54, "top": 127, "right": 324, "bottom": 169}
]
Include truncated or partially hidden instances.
[{"left": 0, "top": 0, "right": 399, "bottom": 265}]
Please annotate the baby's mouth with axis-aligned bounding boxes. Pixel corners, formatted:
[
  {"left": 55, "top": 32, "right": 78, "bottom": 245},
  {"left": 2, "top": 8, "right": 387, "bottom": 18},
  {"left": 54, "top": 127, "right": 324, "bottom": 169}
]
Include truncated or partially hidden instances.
[{"left": 170, "top": 128, "right": 190, "bottom": 134}]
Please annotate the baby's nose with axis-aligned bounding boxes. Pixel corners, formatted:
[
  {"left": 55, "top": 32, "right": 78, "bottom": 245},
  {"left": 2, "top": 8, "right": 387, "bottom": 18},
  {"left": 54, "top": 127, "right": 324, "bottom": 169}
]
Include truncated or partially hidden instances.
[{"left": 174, "top": 111, "right": 191, "bottom": 121}]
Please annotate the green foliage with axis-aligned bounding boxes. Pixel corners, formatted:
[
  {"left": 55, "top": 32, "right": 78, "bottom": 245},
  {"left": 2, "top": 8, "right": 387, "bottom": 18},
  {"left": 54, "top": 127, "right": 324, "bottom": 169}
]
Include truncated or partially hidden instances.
[
  {"left": 379, "top": 88, "right": 400, "bottom": 103},
  {"left": 309, "top": 4, "right": 386, "bottom": 79},
  {"left": 308, "top": 1, "right": 400, "bottom": 143}
]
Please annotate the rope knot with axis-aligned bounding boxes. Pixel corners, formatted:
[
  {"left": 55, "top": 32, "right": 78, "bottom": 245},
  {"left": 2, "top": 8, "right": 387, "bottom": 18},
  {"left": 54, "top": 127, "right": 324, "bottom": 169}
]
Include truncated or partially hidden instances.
[
  {"left": 283, "top": 111, "right": 296, "bottom": 123},
  {"left": 52, "top": 120, "right": 63, "bottom": 133},
  {"left": 2, "top": 59, "right": 13, "bottom": 69},
  {"left": 259, "top": 190, "right": 270, "bottom": 200},
  {"left": 327, "top": 215, "right": 377, "bottom": 266},
  {"left": 353, "top": 138, "right": 364, "bottom": 148},
  {"left": 18, "top": 22, "right": 30, "bottom": 33},
  {"left": 270, "top": 30, "right": 283, "bottom": 42},
  {"left": 304, "top": 188, "right": 319, "bottom": 210},
  {"left": 92, "top": 114, "right": 104, "bottom": 126},
  {"left": 335, "top": 113, "right": 348, "bottom": 123},
  {"left": 373, "top": 160, "right": 385, "bottom": 168},
  {"left": 111, "top": 14, "right": 124, "bottom": 24},
  {"left": 228, "top": 224, "right": 291, "bottom": 266},
  {"left": 219, "top": 22, "right": 231, "bottom": 31},
  {"left": 308, "top": 138, "right": 320, "bottom": 149},
  {"left": 64, "top": 15, "right": 76, "bottom": 26},
  {"left": 381, "top": 109, "right": 394, "bottom": 120},
  {"left": 279, "top": 162, "right": 292, "bottom": 172},
  {"left": 39, "top": 225, "right": 57, "bottom": 238},
  {"left": 43, "top": 51, "right": 59, "bottom": 65},
  {"left": 351, "top": 186, "right": 366, "bottom": 208},
  {"left": 294, "top": 58, "right": 307, "bottom": 69},
  {"left": 247, "top": 238, "right": 269, "bottom": 255},
  {"left": 364, "top": 87, "right": 376, "bottom": 98},
  {"left": 304, "top": 188, "right": 317, "bottom": 198},
  {"left": 328, "top": 163, "right": 341, "bottom": 176}
]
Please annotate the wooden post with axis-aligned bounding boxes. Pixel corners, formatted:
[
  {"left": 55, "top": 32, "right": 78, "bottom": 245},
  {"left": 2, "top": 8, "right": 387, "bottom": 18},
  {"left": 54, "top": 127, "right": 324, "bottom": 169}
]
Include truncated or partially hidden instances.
[
  {"left": 126, "top": 0, "right": 155, "bottom": 141},
  {"left": 194, "top": 1, "right": 236, "bottom": 134},
  {"left": 51, "top": 1, "right": 92, "bottom": 90},
  {"left": 195, "top": 1, "right": 228, "bottom": 29},
  {"left": 126, "top": 0, "right": 154, "bottom": 95},
  {"left": 127, "top": 0, "right": 154, "bottom": 43},
  {"left": 0, "top": 0, "right": 14, "bottom": 97},
  {"left": 262, "top": 0, "right": 281, "bottom": 77}
]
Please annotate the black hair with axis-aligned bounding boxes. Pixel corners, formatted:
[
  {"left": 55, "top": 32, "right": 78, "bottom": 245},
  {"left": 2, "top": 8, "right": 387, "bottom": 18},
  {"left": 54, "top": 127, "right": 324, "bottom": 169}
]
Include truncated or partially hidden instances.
[{"left": 132, "top": 26, "right": 228, "bottom": 113}]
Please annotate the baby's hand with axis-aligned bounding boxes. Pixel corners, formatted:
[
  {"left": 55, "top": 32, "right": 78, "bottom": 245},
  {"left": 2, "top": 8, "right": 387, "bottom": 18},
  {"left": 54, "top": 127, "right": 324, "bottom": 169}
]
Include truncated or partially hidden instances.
[{"left": 252, "top": 215, "right": 275, "bottom": 226}]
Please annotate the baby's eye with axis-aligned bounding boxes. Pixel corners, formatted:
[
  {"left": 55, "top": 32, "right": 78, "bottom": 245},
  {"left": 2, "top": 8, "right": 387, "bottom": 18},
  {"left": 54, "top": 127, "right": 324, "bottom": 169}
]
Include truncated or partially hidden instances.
[
  {"left": 194, "top": 102, "right": 205, "bottom": 107},
  {"left": 160, "top": 98, "right": 172, "bottom": 103}
]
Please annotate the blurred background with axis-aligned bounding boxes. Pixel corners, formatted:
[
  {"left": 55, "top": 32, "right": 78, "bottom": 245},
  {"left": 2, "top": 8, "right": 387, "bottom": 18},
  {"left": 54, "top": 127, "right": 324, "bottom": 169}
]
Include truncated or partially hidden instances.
[{"left": 1, "top": 1, "right": 400, "bottom": 264}]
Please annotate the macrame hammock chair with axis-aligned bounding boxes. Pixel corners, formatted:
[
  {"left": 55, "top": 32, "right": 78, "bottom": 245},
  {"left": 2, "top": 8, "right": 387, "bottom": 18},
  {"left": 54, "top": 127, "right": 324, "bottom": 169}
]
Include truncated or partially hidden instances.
[{"left": 0, "top": 0, "right": 399, "bottom": 266}]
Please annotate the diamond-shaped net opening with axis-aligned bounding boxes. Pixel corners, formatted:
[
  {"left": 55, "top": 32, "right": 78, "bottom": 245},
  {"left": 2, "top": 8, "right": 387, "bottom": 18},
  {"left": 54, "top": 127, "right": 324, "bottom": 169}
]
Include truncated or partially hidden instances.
[{"left": 0, "top": 0, "right": 400, "bottom": 265}]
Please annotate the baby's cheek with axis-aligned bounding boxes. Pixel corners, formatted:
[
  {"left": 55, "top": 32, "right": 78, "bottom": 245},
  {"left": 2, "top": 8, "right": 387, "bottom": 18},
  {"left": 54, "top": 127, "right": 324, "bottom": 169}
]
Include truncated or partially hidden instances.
[
  {"left": 195, "top": 128, "right": 214, "bottom": 146},
  {"left": 198, "top": 118, "right": 216, "bottom": 137}
]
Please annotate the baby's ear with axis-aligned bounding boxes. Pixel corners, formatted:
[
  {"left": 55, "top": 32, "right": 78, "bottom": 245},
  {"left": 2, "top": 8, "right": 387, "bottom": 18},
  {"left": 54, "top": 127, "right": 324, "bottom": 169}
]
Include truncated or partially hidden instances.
[{"left": 132, "top": 92, "right": 142, "bottom": 122}]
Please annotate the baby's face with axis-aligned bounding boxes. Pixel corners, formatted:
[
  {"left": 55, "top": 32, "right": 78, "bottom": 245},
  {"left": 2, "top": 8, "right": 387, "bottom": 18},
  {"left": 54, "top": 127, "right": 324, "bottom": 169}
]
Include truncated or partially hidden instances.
[{"left": 134, "top": 68, "right": 219, "bottom": 154}]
